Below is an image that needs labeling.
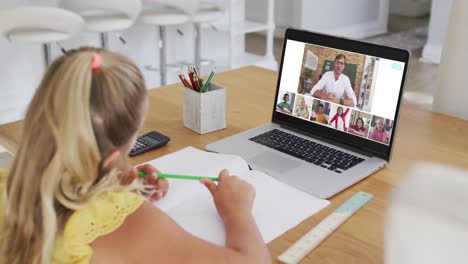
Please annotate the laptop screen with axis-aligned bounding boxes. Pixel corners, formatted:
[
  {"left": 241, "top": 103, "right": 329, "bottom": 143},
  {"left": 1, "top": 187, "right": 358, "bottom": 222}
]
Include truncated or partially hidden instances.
[{"left": 273, "top": 30, "right": 409, "bottom": 160}]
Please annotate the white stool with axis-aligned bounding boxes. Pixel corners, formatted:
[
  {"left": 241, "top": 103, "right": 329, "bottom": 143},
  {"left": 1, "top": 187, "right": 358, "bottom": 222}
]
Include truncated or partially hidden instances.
[
  {"left": 60, "top": 0, "right": 142, "bottom": 49},
  {"left": 192, "top": 1, "right": 225, "bottom": 71},
  {"left": 140, "top": 0, "right": 192, "bottom": 86},
  {"left": 0, "top": 6, "right": 83, "bottom": 67}
]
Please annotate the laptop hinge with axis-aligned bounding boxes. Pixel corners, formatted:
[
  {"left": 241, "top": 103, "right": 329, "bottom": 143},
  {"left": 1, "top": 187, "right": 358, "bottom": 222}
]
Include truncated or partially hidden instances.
[{"left": 279, "top": 123, "right": 374, "bottom": 157}]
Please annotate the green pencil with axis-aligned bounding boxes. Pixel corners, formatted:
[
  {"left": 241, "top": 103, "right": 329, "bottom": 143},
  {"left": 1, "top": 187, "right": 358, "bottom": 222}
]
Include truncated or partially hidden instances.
[
  {"left": 138, "top": 171, "right": 219, "bottom": 181},
  {"left": 201, "top": 70, "right": 215, "bottom": 93}
]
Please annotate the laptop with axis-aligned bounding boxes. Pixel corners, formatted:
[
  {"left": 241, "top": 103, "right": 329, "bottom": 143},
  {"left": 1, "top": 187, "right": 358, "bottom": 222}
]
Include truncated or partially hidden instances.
[{"left": 206, "top": 28, "right": 410, "bottom": 199}]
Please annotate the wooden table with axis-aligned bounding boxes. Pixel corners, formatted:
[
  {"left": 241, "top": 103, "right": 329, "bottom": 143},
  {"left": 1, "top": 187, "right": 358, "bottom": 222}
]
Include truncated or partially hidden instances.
[{"left": 1, "top": 66, "right": 468, "bottom": 263}]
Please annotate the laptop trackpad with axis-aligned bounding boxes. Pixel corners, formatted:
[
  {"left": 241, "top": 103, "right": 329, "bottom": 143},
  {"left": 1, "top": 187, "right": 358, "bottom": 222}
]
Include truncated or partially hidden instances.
[{"left": 249, "top": 151, "right": 301, "bottom": 173}]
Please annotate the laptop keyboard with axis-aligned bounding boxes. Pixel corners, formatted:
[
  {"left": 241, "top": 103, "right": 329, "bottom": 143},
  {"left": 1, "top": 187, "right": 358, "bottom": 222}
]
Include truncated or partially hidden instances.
[{"left": 249, "top": 129, "right": 365, "bottom": 173}]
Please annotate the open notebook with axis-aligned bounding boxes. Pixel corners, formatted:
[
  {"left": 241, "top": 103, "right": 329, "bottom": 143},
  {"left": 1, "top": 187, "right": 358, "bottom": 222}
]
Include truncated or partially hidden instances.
[{"left": 143, "top": 147, "right": 330, "bottom": 245}]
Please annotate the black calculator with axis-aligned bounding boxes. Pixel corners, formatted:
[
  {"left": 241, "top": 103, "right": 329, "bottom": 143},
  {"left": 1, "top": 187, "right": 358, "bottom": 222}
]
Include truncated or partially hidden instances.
[{"left": 129, "top": 131, "right": 171, "bottom": 157}]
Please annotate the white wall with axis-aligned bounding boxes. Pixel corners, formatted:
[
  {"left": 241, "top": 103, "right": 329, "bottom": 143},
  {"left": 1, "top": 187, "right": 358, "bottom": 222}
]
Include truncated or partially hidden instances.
[
  {"left": 421, "top": 0, "right": 453, "bottom": 64},
  {"left": 300, "top": 0, "right": 388, "bottom": 39},
  {"left": 300, "top": 0, "right": 379, "bottom": 30},
  {"left": 433, "top": 0, "right": 468, "bottom": 120},
  {"left": 247, "top": 0, "right": 388, "bottom": 39},
  {"left": 0, "top": 0, "right": 240, "bottom": 125}
]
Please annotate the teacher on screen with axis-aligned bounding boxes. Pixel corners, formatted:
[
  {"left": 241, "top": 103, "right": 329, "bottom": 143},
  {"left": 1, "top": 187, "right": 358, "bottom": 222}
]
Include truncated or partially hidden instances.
[{"left": 310, "top": 54, "right": 357, "bottom": 107}]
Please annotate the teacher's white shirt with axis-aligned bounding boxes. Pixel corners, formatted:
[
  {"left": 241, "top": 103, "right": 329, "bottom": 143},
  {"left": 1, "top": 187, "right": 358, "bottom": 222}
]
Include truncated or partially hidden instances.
[{"left": 310, "top": 71, "right": 357, "bottom": 106}]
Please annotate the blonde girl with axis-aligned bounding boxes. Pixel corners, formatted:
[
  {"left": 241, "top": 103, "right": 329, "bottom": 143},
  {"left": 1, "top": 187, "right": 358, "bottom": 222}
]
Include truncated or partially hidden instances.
[
  {"left": 295, "top": 97, "right": 310, "bottom": 119},
  {"left": 0, "top": 47, "right": 270, "bottom": 264}
]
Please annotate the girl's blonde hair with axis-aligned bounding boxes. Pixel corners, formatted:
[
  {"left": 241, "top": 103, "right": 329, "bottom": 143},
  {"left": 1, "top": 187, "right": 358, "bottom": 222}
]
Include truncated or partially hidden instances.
[{"left": 0, "top": 47, "right": 148, "bottom": 263}]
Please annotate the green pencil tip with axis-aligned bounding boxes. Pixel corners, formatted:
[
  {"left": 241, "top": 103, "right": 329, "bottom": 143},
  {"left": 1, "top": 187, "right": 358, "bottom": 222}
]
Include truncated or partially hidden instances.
[{"left": 138, "top": 171, "right": 149, "bottom": 177}]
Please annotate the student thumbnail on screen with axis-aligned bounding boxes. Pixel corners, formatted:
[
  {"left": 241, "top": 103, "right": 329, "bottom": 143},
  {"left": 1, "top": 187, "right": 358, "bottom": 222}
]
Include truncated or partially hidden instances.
[
  {"left": 310, "top": 99, "right": 330, "bottom": 125},
  {"left": 328, "top": 105, "right": 351, "bottom": 132},
  {"left": 368, "top": 115, "right": 394, "bottom": 145},
  {"left": 276, "top": 90, "right": 296, "bottom": 114},
  {"left": 348, "top": 110, "right": 372, "bottom": 138},
  {"left": 293, "top": 95, "right": 313, "bottom": 120}
]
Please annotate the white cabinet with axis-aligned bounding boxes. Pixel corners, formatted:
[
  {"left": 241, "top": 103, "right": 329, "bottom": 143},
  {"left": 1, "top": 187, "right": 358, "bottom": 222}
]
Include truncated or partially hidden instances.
[
  {"left": 390, "top": 0, "right": 431, "bottom": 17},
  {"left": 214, "top": 0, "right": 278, "bottom": 70},
  {"left": 230, "top": 0, "right": 278, "bottom": 70}
]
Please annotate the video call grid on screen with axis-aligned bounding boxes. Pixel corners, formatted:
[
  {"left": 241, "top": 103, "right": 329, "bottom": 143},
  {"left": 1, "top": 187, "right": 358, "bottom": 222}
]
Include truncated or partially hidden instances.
[{"left": 276, "top": 40, "right": 405, "bottom": 146}]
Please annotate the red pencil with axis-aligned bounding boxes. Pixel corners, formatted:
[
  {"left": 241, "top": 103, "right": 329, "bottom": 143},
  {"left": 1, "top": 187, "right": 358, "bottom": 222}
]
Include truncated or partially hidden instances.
[
  {"left": 188, "top": 72, "right": 199, "bottom": 92},
  {"left": 178, "top": 72, "right": 192, "bottom": 89}
]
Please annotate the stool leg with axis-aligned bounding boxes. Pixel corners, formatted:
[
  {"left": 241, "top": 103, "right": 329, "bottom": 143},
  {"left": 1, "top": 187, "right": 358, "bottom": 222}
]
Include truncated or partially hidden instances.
[
  {"left": 159, "top": 26, "right": 167, "bottom": 86},
  {"left": 43, "top": 43, "right": 51, "bottom": 68},
  {"left": 100, "top": 32, "right": 109, "bottom": 49},
  {"left": 194, "top": 23, "right": 202, "bottom": 71}
]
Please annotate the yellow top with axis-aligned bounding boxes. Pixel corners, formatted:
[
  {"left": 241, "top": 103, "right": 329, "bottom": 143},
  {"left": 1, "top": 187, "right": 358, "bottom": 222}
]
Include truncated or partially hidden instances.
[
  {"left": 0, "top": 169, "right": 145, "bottom": 264},
  {"left": 316, "top": 113, "right": 328, "bottom": 124}
]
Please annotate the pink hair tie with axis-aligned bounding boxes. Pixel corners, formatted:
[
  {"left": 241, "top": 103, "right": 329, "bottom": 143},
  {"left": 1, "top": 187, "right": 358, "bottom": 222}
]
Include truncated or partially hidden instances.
[{"left": 91, "top": 52, "right": 102, "bottom": 71}]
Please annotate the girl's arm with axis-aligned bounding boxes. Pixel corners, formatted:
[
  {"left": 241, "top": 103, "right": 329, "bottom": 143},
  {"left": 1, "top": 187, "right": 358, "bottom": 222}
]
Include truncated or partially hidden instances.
[
  {"left": 90, "top": 171, "right": 270, "bottom": 264},
  {"left": 343, "top": 108, "right": 350, "bottom": 118},
  {"left": 329, "top": 115, "right": 338, "bottom": 126},
  {"left": 353, "top": 129, "right": 365, "bottom": 136},
  {"left": 105, "top": 203, "right": 269, "bottom": 264}
]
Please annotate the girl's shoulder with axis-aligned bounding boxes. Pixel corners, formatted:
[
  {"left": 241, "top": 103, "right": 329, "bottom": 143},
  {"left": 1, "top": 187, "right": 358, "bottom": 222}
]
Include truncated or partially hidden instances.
[{"left": 54, "top": 191, "right": 145, "bottom": 263}]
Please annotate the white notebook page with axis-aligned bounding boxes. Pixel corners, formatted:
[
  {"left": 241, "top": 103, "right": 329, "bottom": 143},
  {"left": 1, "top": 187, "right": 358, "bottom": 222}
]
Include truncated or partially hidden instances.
[
  {"left": 144, "top": 147, "right": 249, "bottom": 211},
  {"left": 143, "top": 147, "right": 330, "bottom": 245}
]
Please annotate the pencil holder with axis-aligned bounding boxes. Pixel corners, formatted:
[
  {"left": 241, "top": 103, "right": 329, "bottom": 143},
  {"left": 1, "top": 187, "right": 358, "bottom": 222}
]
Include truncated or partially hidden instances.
[{"left": 183, "top": 83, "right": 226, "bottom": 134}]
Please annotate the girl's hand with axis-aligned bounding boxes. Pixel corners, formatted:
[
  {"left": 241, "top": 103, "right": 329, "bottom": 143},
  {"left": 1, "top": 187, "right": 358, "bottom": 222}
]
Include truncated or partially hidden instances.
[
  {"left": 200, "top": 169, "right": 255, "bottom": 221},
  {"left": 133, "top": 164, "right": 169, "bottom": 202}
]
